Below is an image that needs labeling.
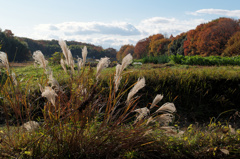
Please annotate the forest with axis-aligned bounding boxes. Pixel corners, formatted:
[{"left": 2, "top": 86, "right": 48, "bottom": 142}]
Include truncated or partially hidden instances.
[
  {"left": 0, "top": 30, "right": 117, "bottom": 62},
  {"left": 117, "top": 17, "right": 240, "bottom": 60},
  {"left": 1, "top": 17, "right": 240, "bottom": 63}
]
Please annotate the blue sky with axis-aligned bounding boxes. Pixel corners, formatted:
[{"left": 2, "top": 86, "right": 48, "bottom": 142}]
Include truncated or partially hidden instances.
[{"left": 1, "top": 0, "right": 240, "bottom": 50}]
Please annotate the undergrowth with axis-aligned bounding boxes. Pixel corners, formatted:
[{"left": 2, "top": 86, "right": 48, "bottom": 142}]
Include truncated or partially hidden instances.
[{"left": 0, "top": 46, "right": 240, "bottom": 158}]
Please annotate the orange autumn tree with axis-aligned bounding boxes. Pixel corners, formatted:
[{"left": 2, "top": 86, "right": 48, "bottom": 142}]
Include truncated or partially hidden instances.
[
  {"left": 117, "top": 44, "right": 134, "bottom": 60},
  {"left": 148, "top": 34, "right": 168, "bottom": 56},
  {"left": 184, "top": 18, "right": 240, "bottom": 56},
  {"left": 134, "top": 37, "right": 150, "bottom": 59},
  {"left": 223, "top": 31, "right": 240, "bottom": 56}
]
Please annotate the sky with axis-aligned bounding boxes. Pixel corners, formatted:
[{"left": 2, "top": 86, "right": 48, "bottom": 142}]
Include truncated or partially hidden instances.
[{"left": 1, "top": 0, "right": 240, "bottom": 50}]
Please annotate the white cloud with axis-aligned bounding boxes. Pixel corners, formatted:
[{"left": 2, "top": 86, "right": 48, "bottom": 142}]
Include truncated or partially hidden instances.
[
  {"left": 188, "top": 9, "right": 240, "bottom": 18},
  {"left": 137, "top": 17, "right": 207, "bottom": 36},
  {"left": 31, "top": 17, "right": 209, "bottom": 49},
  {"left": 35, "top": 22, "right": 141, "bottom": 36}
]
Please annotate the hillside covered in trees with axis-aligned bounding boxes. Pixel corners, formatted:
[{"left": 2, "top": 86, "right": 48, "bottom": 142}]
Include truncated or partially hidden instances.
[
  {"left": 0, "top": 29, "right": 31, "bottom": 62},
  {"left": 117, "top": 17, "right": 240, "bottom": 60},
  {"left": 1, "top": 17, "right": 240, "bottom": 62},
  {"left": 0, "top": 29, "right": 117, "bottom": 62},
  {"left": 19, "top": 38, "right": 117, "bottom": 60}
]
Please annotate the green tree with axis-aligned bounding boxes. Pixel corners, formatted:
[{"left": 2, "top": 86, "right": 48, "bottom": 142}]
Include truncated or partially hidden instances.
[
  {"left": 168, "top": 33, "right": 187, "bottom": 55},
  {"left": 0, "top": 30, "right": 31, "bottom": 62}
]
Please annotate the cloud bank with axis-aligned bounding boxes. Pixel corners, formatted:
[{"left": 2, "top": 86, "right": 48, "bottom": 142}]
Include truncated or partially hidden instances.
[
  {"left": 31, "top": 8, "right": 240, "bottom": 50},
  {"left": 188, "top": 9, "right": 240, "bottom": 18}
]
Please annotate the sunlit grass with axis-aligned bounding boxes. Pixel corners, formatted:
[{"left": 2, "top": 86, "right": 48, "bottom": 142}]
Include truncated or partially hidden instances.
[{"left": 1, "top": 52, "right": 240, "bottom": 158}]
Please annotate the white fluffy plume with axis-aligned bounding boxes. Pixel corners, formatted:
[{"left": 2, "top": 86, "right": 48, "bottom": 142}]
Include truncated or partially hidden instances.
[
  {"left": 58, "top": 39, "right": 74, "bottom": 73},
  {"left": 114, "top": 64, "right": 122, "bottom": 92},
  {"left": 48, "top": 71, "right": 62, "bottom": 92},
  {"left": 150, "top": 94, "right": 164, "bottom": 109},
  {"left": 155, "top": 113, "right": 174, "bottom": 126},
  {"left": 77, "top": 57, "right": 83, "bottom": 74},
  {"left": 126, "top": 77, "right": 146, "bottom": 104},
  {"left": 82, "top": 46, "right": 88, "bottom": 66},
  {"left": 154, "top": 102, "right": 176, "bottom": 114},
  {"left": 32, "top": 50, "right": 48, "bottom": 70},
  {"left": 41, "top": 86, "right": 58, "bottom": 106},
  {"left": 96, "top": 57, "right": 110, "bottom": 80},
  {"left": 146, "top": 113, "right": 174, "bottom": 126},
  {"left": 0, "top": 51, "right": 10, "bottom": 73},
  {"left": 133, "top": 107, "right": 150, "bottom": 124},
  {"left": 120, "top": 54, "right": 133, "bottom": 73},
  {"left": 114, "top": 54, "right": 133, "bottom": 92},
  {"left": 60, "top": 59, "right": 67, "bottom": 73}
]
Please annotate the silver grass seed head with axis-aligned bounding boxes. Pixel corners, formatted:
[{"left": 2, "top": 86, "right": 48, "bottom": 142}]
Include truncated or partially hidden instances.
[
  {"left": 77, "top": 57, "right": 83, "bottom": 73},
  {"left": 0, "top": 51, "right": 10, "bottom": 73},
  {"left": 48, "top": 71, "right": 62, "bottom": 92},
  {"left": 32, "top": 50, "right": 48, "bottom": 70},
  {"left": 154, "top": 102, "right": 176, "bottom": 114},
  {"left": 41, "top": 86, "right": 58, "bottom": 106},
  {"left": 58, "top": 39, "right": 74, "bottom": 72},
  {"left": 96, "top": 57, "right": 110, "bottom": 80},
  {"left": 126, "top": 77, "right": 146, "bottom": 104},
  {"left": 150, "top": 94, "right": 164, "bottom": 109},
  {"left": 82, "top": 46, "right": 88, "bottom": 66},
  {"left": 58, "top": 39, "right": 70, "bottom": 65},
  {"left": 121, "top": 53, "right": 133, "bottom": 72},
  {"left": 155, "top": 113, "right": 174, "bottom": 126},
  {"left": 114, "top": 64, "right": 122, "bottom": 92},
  {"left": 60, "top": 59, "right": 67, "bottom": 73},
  {"left": 134, "top": 107, "right": 150, "bottom": 117},
  {"left": 133, "top": 107, "right": 150, "bottom": 124}
]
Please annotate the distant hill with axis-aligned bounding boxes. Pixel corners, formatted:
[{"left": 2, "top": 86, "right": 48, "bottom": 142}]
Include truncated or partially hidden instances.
[
  {"left": 0, "top": 30, "right": 31, "bottom": 62},
  {"left": 19, "top": 38, "right": 117, "bottom": 60},
  {"left": 0, "top": 29, "right": 117, "bottom": 62}
]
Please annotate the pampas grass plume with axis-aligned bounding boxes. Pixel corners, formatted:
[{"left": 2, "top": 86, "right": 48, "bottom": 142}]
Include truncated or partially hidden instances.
[
  {"left": 126, "top": 77, "right": 145, "bottom": 103},
  {"left": 114, "top": 54, "right": 133, "bottom": 92},
  {"left": 77, "top": 57, "right": 83, "bottom": 74},
  {"left": 134, "top": 107, "right": 150, "bottom": 124},
  {"left": 0, "top": 51, "right": 10, "bottom": 73},
  {"left": 120, "top": 53, "right": 133, "bottom": 72},
  {"left": 60, "top": 59, "right": 67, "bottom": 73},
  {"left": 154, "top": 102, "right": 176, "bottom": 114},
  {"left": 41, "top": 86, "right": 58, "bottom": 106},
  {"left": 82, "top": 46, "right": 88, "bottom": 66},
  {"left": 96, "top": 57, "right": 110, "bottom": 80},
  {"left": 48, "top": 71, "right": 62, "bottom": 92},
  {"left": 58, "top": 39, "right": 74, "bottom": 73},
  {"left": 150, "top": 94, "right": 164, "bottom": 109},
  {"left": 32, "top": 50, "right": 48, "bottom": 70}
]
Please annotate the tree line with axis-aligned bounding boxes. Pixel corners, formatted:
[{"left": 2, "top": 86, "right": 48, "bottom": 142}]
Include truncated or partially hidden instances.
[
  {"left": 117, "top": 17, "right": 240, "bottom": 60},
  {"left": 0, "top": 29, "right": 117, "bottom": 62},
  {"left": 1, "top": 17, "right": 240, "bottom": 62}
]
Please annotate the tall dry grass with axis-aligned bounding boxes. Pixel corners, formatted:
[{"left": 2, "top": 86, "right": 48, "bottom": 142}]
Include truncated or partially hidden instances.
[{"left": 0, "top": 40, "right": 177, "bottom": 158}]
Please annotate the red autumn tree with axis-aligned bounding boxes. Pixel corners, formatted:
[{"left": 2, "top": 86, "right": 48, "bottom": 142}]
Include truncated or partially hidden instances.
[
  {"left": 184, "top": 18, "right": 240, "bottom": 56},
  {"left": 223, "top": 31, "right": 240, "bottom": 56},
  {"left": 117, "top": 44, "right": 134, "bottom": 60},
  {"left": 148, "top": 34, "right": 165, "bottom": 56},
  {"left": 134, "top": 37, "right": 150, "bottom": 59}
]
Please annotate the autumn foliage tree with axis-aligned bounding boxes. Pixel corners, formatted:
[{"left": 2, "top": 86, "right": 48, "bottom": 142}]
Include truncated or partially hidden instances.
[
  {"left": 223, "top": 31, "right": 240, "bottom": 56},
  {"left": 117, "top": 44, "right": 134, "bottom": 60},
  {"left": 183, "top": 18, "right": 240, "bottom": 56},
  {"left": 133, "top": 38, "right": 150, "bottom": 59},
  {"left": 148, "top": 34, "right": 165, "bottom": 56}
]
